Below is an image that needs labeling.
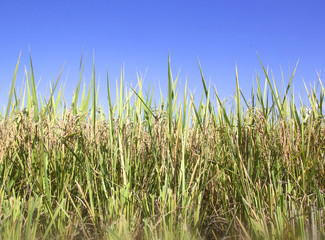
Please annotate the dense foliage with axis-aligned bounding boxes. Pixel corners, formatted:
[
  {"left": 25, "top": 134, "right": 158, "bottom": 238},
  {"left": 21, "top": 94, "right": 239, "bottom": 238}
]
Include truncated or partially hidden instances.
[{"left": 0, "top": 54, "right": 324, "bottom": 239}]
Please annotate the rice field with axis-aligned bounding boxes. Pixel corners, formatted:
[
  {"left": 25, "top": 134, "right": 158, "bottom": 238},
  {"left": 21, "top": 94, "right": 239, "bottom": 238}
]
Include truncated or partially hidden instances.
[{"left": 0, "top": 53, "right": 324, "bottom": 239}]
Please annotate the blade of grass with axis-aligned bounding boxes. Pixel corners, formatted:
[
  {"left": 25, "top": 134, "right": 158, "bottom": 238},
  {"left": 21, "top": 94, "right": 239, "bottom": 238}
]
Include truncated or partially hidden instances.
[
  {"left": 5, "top": 52, "right": 21, "bottom": 122},
  {"left": 29, "top": 50, "right": 40, "bottom": 121}
]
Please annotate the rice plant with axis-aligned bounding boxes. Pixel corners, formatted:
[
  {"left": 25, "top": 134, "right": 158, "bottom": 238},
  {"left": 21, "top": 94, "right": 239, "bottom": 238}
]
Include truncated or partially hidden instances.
[{"left": 0, "top": 52, "right": 324, "bottom": 239}]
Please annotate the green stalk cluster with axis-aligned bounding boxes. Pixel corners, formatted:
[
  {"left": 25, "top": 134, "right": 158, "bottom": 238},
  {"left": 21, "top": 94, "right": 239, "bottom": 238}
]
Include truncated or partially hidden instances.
[{"left": 0, "top": 53, "right": 324, "bottom": 239}]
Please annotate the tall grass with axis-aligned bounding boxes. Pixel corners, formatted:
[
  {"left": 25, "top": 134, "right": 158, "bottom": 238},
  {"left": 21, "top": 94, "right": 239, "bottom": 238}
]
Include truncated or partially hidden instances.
[{"left": 0, "top": 53, "right": 324, "bottom": 239}]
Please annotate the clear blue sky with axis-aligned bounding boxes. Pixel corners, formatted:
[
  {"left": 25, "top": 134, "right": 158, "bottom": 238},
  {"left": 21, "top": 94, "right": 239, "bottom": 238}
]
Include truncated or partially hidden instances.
[{"left": 1, "top": 0, "right": 325, "bottom": 111}]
